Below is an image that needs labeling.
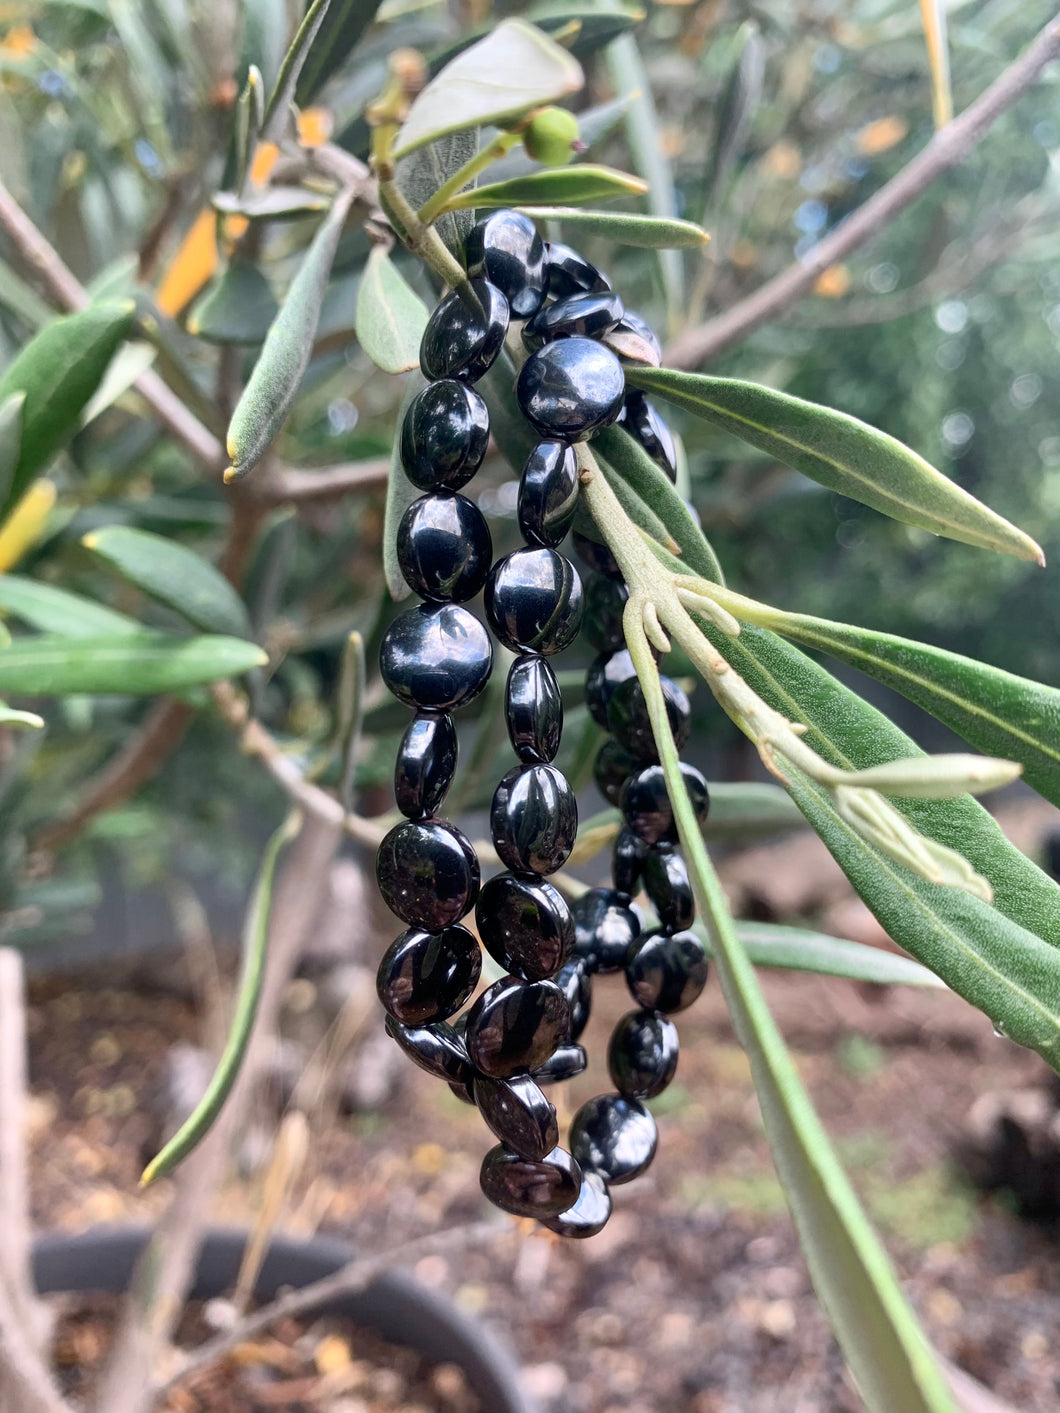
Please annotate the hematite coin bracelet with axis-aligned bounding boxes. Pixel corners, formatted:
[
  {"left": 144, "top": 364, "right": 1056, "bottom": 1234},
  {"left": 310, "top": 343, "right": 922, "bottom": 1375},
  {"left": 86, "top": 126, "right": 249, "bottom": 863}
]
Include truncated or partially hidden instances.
[{"left": 376, "top": 210, "right": 711, "bottom": 1239}]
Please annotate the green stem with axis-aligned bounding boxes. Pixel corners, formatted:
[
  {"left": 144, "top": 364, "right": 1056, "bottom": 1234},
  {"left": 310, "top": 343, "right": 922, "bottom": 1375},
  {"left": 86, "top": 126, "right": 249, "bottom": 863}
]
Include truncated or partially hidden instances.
[
  {"left": 379, "top": 177, "right": 471, "bottom": 293},
  {"left": 417, "top": 131, "right": 520, "bottom": 225}
]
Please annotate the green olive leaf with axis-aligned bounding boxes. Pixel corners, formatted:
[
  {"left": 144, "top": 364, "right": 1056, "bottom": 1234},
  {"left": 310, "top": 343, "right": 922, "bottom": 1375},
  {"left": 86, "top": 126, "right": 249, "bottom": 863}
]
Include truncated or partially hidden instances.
[
  {"left": 517, "top": 206, "right": 709, "bottom": 248},
  {"left": 383, "top": 376, "right": 426, "bottom": 603},
  {"left": 212, "top": 187, "right": 332, "bottom": 220},
  {"left": 355, "top": 247, "right": 430, "bottom": 375},
  {"left": 703, "top": 19, "right": 765, "bottom": 216},
  {"left": 0, "top": 394, "right": 25, "bottom": 510},
  {"left": 0, "top": 574, "right": 141, "bottom": 638},
  {"left": 726, "top": 923, "right": 946, "bottom": 988},
  {"left": 701, "top": 781, "right": 805, "bottom": 839},
  {"left": 0, "top": 633, "right": 266, "bottom": 695},
  {"left": 188, "top": 263, "right": 279, "bottom": 345},
  {"left": 295, "top": 0, "right": 385, "bottom": 106},
  {"left": 260, "top": 0, "right": 334, "bottom": 143},
  {"left": 442, "top": 164, "right": 647, "bottom": 213}
]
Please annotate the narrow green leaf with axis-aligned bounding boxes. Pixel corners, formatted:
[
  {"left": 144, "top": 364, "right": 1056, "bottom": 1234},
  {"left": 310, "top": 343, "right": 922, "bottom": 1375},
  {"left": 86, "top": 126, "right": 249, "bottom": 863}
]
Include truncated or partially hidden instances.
[
  {"left": 295, "top": 0, "right": 385, "bottom": 105},
  {"left": 0, "top": 301, "right": 135, "bottom": 515},
  {"left": 0, "top": 258, "right": 53, "bottom": 330},
  {"left": 518, "top": 206, "right": 708, "bottom": 248},
  {"left": 527, "top": 4, "right": 644, "bottom": 59},
  {"left": 444, "top": 164, "right": 647, "bottom": 213},
  {"left": 79, "top": 342, "right": 157, "bottom": 426},
  {"left": 337, "top": 630, "right": 366, "bottom": 811},
  {"left": 0, "top": 700, "right": 44, "bottom": 730},
  {"left": 703, "top": 20, "right": 764, "bottom": 216},
  {"left": 0, "top": 395, "right": 25, "bottom": 510},
  {"left": 383, "top": 378, "right": 425, "bottom": 603},
  {"left": 141, "top": 812, "right": 300, "bottom": 1184},
  {"left": 82, "top": 526, "right": 252, "bottom": 638},
  {"left": 0, "top": 574, "right": 140, "bottom": 638},
  {"left": 355, "top": 247, "right": 430, "bottom": 375},
  {"left": 0, "top": 633, "right": 266, "bottom": 695},
  {"left": 628, "top": 367, "right": 1044, "bottom": 565},
  {"left": 233, "top": 66, "right": 266, "bottom": 194},
  {"left": 393, "top": 19, "right": 583, "bottom": 159},
  {"left": 396, "top": 131, "right": 478, "bottom": 258},
  {"left": 226, "top": 189, "right": 353, "bottom": 481},
  {"left": 188, "top": 263, "right": 279, "bottom": 345},
  {"left": 212, "top": 187, "right": 332, "bottom": 220},
  {"left": 261, "top": 0, "right": 334, "bottom": 143},
  {"left": 728, "top": 923, "right": 946, "bottom": 988},
  {"left": 702, "top": 781, "right": 805, "bottom": 840}
]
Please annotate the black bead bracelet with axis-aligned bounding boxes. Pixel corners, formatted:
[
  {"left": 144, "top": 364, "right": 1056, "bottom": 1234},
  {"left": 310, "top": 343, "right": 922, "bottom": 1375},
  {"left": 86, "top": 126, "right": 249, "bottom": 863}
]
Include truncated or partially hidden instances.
[{"left": 376, "top": 209, "right": 709, "bottom": 1239}]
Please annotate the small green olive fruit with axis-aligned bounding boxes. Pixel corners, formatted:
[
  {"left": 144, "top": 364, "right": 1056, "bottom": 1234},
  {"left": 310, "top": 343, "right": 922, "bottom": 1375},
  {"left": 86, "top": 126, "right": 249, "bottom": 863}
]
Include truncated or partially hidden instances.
[{"left": 523, "top": 107, "right": 583, "bottom": 167}]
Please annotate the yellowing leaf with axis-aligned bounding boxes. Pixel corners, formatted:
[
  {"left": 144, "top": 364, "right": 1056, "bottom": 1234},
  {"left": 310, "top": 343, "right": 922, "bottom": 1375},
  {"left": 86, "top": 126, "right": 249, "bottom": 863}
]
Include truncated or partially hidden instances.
[
  {"left": 857, "top": 116, "right": 909, "bottom": 157},
  {"left": 249, "top": 141, "right": 280, "bottom": 184},
  {"left": 296, "top": 106, "right": 332, "bottom": 146},
  {"left": 157, "top": 209, "right": 219, "bottom": 318},
  {"left": 0, "top": 479, "right": 56, "bottom": 573}
]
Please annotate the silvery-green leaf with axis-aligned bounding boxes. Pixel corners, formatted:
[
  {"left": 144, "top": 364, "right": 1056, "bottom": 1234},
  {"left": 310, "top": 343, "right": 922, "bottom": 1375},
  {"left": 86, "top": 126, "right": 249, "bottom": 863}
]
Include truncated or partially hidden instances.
[
  {"left": 383, "top": 377, "right": 426, "bottom": 602},
  {"left": 518, "top": 206, "right": 709, "bottom": 248},
  {"left": 355, "top": 247, "right": 430, "bottom": 375},
  {"left": 443, "top": 164, "right": 646, "bottom": 212},
  {"left": 188, "top": 263, "right": 279, "bottom": 345},
  {"left": 396, "top": 131, "right": 478, "bottom": 257},
  {"left": 0, "top": 633, "right": 266, "bottom": 695},
  {"left": 261, "top": 0, "right": 334, "bottom": 142},
  {"left": 728, "top": 923, "right": 946, "bottom": 988},
  {"left": 0, "top": 575, "right": 140, "bottom": 638},
  {"left": 213, "top": 187, "right": 332, "bottom": 220}
]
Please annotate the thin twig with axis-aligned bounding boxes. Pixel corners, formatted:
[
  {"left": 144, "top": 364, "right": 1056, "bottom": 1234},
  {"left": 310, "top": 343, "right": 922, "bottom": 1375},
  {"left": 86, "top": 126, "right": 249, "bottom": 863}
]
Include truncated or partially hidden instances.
[
  {"left": 664, "top": 15, "right": 1060, "bottom": 369},
  {"left": 258, "top": 457, "right": 391, "bottom": 504}
]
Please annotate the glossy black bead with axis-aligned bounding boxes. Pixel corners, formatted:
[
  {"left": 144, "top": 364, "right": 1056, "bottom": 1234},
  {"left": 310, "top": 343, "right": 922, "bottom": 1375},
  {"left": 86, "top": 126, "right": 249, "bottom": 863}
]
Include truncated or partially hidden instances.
[
  {"left": 448, "top": 1078, "right": 477, "bottom": 1106},
  {"left": 627, "top": 927, "right": 708, "bottom": 1013},
  {"left": 400, "top": 380, "right": 490, "bottom": 491},
  {"left": 608, "top": 1009, "right": 679, "bottom": 1099},
  {"left": 623, "top": 392, "right": 677, "bottom": 483},
  {"left": 641, "top": 848, "right": 696, "bottom": 933},
  {"left": 607, "top": 674, "right": 692, "bottom": 761},
  {"left": 485, "top": 548, "right": 584, "bottom": 655},
  {"left": 480, "top": 1143, "right": 582, "bottom": 1218},
  {"left": 376, "top": 819, "right": 479, "bottom": 929},
  {"left": 611, "top": 826, "right": 648, "bottom": 901},
  {"left": 593, "top": 738, "right": 639, "bottom": 807},
  {"left": 394, "top": 712, "right": 457, "bottom": 820},
  {"left": 621, "top": 762, "right": 710, "bottom": 845},
  {"left": 583, "top": 573, "right": 629, "bottom": 653},
  {"left": 420, "top": 278, "right": 509, "bottom": 384},
  {"left": 533, "top": 1042, "right": 588, "bottom": 1085},
  {"left": 572, "top": 532, "right": 622, "bottom": 580},
  {"left": 545, "top": 241, "right": 611, "bottom": 298},
  {"left": 385, "top": 1016, "right": 474, "bottom": 1087},
  {"left": 571, "top": 887, "right": 641, "bottom": 974},
  {"left": 518, "top": 442, "right": 579, "bottom": 548},
  {"left": 605, "top": 310, "right": 662, "bottom": 367},
  {"left": 380, "top": 603, "right": 493, "bottom": 712},
  {"left": 516, "top": 337, "right": 626, "bottom": 442},
  {"left": 465, "top": 977, "right": 570, "bottom": 1078},
  {"left": 474, "top": 1073, "right": 558, "bottom": 1161},
  {"left": 542, "top": 1171, "right": 611, "bottom": 1239},
  {"left": 491, "top": 763, "right": 578, "bottom": 876},
  {"left": 553, "top": 958, "right": 592, "bottom": 1041},
  {"left": 569, "top": 1094, "right": 657, "bottom": 1186},
  {"left": 523, "top": 291, "right": 624, "bottom": 351},
  {"left": 585, "top": 649, "right": 636, "bottom": 728},
  {"left": 465, "top": 211, "right": 547, "bottom": 319},
  {"left": 396, "top": 493, "right": 492, "bottom": 602},
  {"left": 505, "top": 655, "right": 562, "bottom": 764},
  {"left": 376, "top": 924, "right": 481, "bottom": 1026},
  {"left": 475, "top": 872, "right": 574, "bottom": 982}
]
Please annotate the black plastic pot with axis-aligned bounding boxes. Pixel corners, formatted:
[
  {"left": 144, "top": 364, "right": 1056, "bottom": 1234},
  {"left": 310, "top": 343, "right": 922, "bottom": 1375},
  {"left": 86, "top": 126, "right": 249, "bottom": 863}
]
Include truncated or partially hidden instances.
[{"left": 32, "top": 1225, "right": 536, "bottom": 1413}]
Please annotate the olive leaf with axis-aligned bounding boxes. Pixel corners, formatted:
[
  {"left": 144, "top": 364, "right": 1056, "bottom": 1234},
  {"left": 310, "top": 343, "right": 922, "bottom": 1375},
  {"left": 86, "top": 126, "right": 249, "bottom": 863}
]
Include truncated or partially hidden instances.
[
  {"left": 355, "top": 247, "right": 430, "bottom": 375},
  {"left": 442, "top": 164, "right": 647, "bottom": 213},
  {"left": 396, "top": 131, "right": 479, "bottom": 257},
  {"left": 727, "top": 923, "right": 945, "bottom": 988},
  {"left": 295, "top": 0, "right": 385, "bottom": 106},
  {"left": 213, "top": 188, "right": 332, "bottom": 220},
  {"left": 188, "top": 263, "right": 279, "bottom": 345},
  {"left": 0, "top": 574, "right": 140, "bottom": 638},
  {"left": 701, "top": 781, "right": 805, "bottom": 839},
  {"left": 0, "top": 394, "right": 25, "bottom": 510},
  {"left": 0, "top": 633, "right": 266, "bottom": 695},
  {"left": 260, "top": 0, "right": 333, "bottom": 143},
  {"left": 703, "top": 19, "right": 764, "bottom": 215},
  {"left": 517, "top": 207, "right": 709, "bottom": 248},
  {"left": 0, "top": 700, "right": 43, "bottom": 730},
  {"left": 383, "top": 376, "right": 427, "bottom": 602},
  {"left": 430, "top": 6, "right": 641, "bottom": 69}
]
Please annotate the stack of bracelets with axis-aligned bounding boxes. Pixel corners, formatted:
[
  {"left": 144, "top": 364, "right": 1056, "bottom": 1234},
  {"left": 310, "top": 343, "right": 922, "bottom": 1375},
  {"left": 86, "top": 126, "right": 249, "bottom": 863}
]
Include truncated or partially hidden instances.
[{"left": 375, "top": 210, "right": 711, "bottom": 1239}]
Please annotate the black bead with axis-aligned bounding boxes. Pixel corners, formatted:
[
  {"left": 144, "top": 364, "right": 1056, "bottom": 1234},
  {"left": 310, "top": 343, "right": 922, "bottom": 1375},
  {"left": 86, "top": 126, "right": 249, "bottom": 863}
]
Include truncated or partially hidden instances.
[
  {"left": 448, "top": 1077, "right": 477, "bottom": 1106},
  {"left": 641, "top": 848, "right": 696, "bottom": 933},
  {"left": 523, "top": 291, "right": 624, "bottom": 350},
  {"left": 545, "top": 241, "right": 611, "bottom": 298},
  {"left": 465, "top": 977, "right": 570, "bottom": 1078},
  {"left": 485, "top": 548, "right": 584, "bottom": 655},
  {"left": 623, "top": 392, "right": 677, "bottom": 483},
  {"left": 420, "top": 278, "right": 509, "bottom": 383},
  {"left": 385, "top": 1015, "right": 474, "bottom": 1087},
  {"left": 593, "top": 739, "right": 639, "bottom": 808},
  {"left": 400, "top": 380, "right": 490, "bottom": 491},
  {"left": 611, "top": 826, "right": 648, "bottom": 901},
  {"left": 475, "top": 872, "right": 574, "bottom": 981},
  {"left": 607, "top": 674, "right": 692, "bottom": 761},
  {"left": 516, "top": 337, "right": 626, "bottom": 442},
  {"left": 605, "top": 310, "right": 662, "bottom": 367},
  {"left": 608, "top": 1009, "right": 679, "bottom": 1099},
  {"left": 533, "top": 1042, "right": 588, "bottom": 1085},
  {"left": 376, "top": 924, "right": 481, "bottom": 1026},
  {"left": 491, "top": 763, "right": 578, "bottom": 876},
  {"left": 621, "top": 762, "right": 710, "bottom": 845},
  {"left": 465, "top": 210, "right": 547, "bottom": 319},
  {"left": 396, "top": 492, "right": 492, "bottom": 602},
  {"left": 518, "top": 442, "right": 579, "bottom": 548},
  {"left": 380, "top": 603, "right": 493, "bottom": 712},
  {"left": 583, "top": 573, "right": 629, "bottom": 653},
  {"left": 572, "top": 532, "right": 622, "bottom": 580},
  {"left": 542, "top": 1171, "right": 611, "bottom": 1239},
  {"left": 553, "top": 958, "right": 592, "bottom": 1040},
  {"left": 376, "top": 819, "right": 479, "bottom": 930},
  {"left": 585, "top": 649, "right": 636, "bottom": 728},
  {"left": 626, "top": 927, "right": 708, "bottom": 1013},
  {"left": 394, "top": 712, "right": 458, "bottom": 820},
  {"left": 474, "top": 1073, "right": 558, "bottom": 1161},
  {"left": 569, "top": 1094, "right": 657, "bottom": 1186},
  {"left": 571, "top": 887, "right": 641, "bottom": 974},
  {"left": 480, "top": 1143, "right": 582, "bottom": 1218},
  {"left": 505, "top": 655, "right": 563, "bottom": 764}
]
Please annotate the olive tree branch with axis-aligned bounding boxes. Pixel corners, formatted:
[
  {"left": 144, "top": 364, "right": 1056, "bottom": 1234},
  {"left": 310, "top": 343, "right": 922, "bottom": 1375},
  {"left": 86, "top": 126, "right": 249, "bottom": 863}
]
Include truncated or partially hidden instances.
[{"left": 664, "top": 13, "right": 1060, "bottom": 369}]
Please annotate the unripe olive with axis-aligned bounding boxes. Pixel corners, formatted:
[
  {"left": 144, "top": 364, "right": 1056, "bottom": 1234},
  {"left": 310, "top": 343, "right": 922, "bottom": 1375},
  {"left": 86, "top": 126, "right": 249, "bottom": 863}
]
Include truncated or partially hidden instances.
[{"left": 523, "top": 107, "right": 582, "bottom": 167}]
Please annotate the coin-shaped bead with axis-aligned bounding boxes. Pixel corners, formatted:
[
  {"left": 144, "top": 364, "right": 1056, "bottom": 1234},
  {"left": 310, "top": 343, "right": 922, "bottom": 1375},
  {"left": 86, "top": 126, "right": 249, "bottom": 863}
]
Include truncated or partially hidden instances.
[
  {"left": 622, "top": 392, "right": 677, "bottom": 483},
  {"left": 516, "top": 337, "right": 626, "bottom": 441},
  {"left": 569, "top": 1093, "right": 658, "bottom": 1186},
  {"left": 611, "top": 826, "right": 648, "bottom": 901},
  {"left": 545, "top": 241, "right": 611, "bottom": 298},
  {"left": 523, "top": 290, "right": 624, "bottom": 350},
  {"left": 593, "top": 738, "right": 639, "bottom": 808},
  {"left": 399, "top": 379, "right": 490, "bottom": 491},
  {"left": 465, "top": 210, "right": 547, "bottom": 319},
  {"left": 394, "top": 712, "right": 458, "bottom": 820},
  {"left": 465, "top": 976, "right": 570, "bottom": 1078},
  {"left": 641, "top": 848, "right": 696, "bottom": 933},
  {"left": 518, "top": 441, "right": 579, "bottom": 548},
  {"left": 607, "top": 674, "right": 692, "bottom": 761},
  {"left": 480, "top": 1143, "right": 583, "bottom": 1218},
  {"left": 621, "top": 762, "right": 710, "bottom": 845},
  {"left": 626, "top": 927, "right": 709, "bottom": 1013},
  {"left": 533, "top": 1042, "right": 588, "bottom": 1085},
  {"left": 571, "top": 887, "right": 641, "bottom": 974},
  {"left": 553, "top": 957, "right": 592, "bottom": 1040},
  {"left": 380, "top": 603, "right": 493, "bottom": 712},
  {"left": 376, "top": 925, "right": 481, "bottom": 1026},
  {"left": 608, "top": 1009, "right": 679, "bottom": 1099},
  {"left": 474, "top": 1073, "right": 558, "bottom": 1161},
  {"left": 572, "top": 531, "right": 622, "bottom": 580},
  {"left": 396, "top": 492, "right": 492, "bottom": 602},
  {"left": 505, "top": 654, "right": 563, "bottom": 763},
  {"left": 376, "top": 819, "right": 479, "bottom": 930},
  {"left": 385, "top": 1015, "right": 474, "bottom": 1087},
  {"left": 583, "top": 573, "right": 629, "bottom": 653},
  {"left": 420, "top": 279, "right": 509, "bottom": 383},
  {"left": 475, "top": 872, "right": 574, "bottom": 981},
  {"left": 485, "top": 547, "right": 584, "bottom": 655},
  {"left": 491, "top": 763, "right": 578, "bottom": 876},
  {"left": 542, "top": 1170, "right": 612, "bottom": 1239},
  {"left": 585, "top": 649, "right": 636, "bottom": 728}
]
